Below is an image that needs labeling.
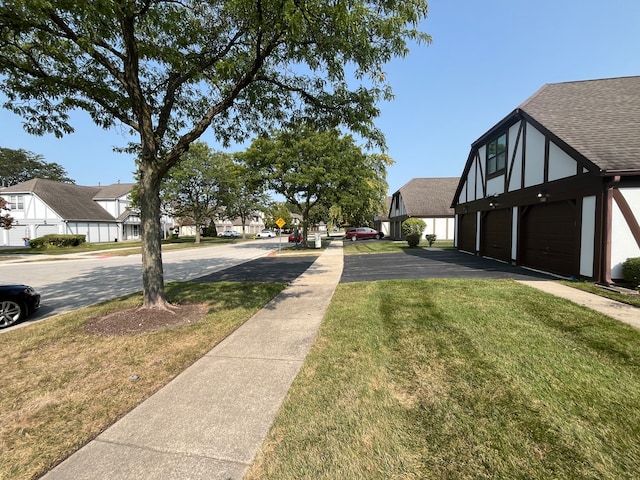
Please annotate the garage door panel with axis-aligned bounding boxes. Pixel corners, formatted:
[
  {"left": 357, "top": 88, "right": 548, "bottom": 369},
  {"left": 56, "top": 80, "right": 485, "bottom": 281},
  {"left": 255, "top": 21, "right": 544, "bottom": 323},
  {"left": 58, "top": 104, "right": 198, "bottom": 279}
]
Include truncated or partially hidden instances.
[
  {"left": 458, "top": 213, "right": 476, "bottom": 253},
  {"left": 481, "top": 208, "right": 511, "bottom": 262},
  {"left": 520, "top": 201, "right": 578, "bottom": 277}
]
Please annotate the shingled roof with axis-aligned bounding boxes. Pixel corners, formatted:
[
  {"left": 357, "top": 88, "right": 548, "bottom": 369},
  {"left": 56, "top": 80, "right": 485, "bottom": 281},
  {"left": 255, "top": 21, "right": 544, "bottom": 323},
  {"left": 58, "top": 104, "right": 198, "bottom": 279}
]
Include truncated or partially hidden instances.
[
  {"left": 0, "top": 178, "right": 130, "bottom": 221},
  {"left": 518, "top": 76, "right": 640, "bottom": 173},
  {"left": 394, "top": 178, "right": 459, "bottom": 217}
]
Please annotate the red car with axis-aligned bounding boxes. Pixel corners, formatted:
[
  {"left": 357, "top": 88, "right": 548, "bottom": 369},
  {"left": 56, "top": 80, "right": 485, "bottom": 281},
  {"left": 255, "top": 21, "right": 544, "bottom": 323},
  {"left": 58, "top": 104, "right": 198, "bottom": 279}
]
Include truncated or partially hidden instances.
[
  {"left": 288, "top": 232, "right": 303, "bottom": 243},
  {"left": 344, "top": 227, "right": 383, "bottom": 241}
]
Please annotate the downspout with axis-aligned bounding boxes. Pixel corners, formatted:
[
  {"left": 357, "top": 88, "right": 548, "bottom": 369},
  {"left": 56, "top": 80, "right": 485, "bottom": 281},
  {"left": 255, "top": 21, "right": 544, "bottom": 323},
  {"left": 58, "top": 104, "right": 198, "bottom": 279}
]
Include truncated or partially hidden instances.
[{"left": 602, "top": 176, "right": 620, "bottom": 285}]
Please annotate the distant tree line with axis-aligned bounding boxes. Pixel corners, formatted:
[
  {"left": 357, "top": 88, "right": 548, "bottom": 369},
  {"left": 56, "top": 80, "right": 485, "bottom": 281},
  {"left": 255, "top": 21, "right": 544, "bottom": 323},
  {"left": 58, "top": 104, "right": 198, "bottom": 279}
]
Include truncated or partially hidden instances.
[{"left": 0, "top": 147, "right": 74, "bottom": 187}]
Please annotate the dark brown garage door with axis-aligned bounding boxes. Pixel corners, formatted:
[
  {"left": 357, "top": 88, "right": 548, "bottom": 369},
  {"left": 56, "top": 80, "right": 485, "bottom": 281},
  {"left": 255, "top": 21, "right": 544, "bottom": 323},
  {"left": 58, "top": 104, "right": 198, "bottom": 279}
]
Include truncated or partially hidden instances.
[
  {"left": 519, "top": 200, "right": 579, "bottom": 277},
  {"left": 457, "top": 213, "right": 476, "bottom": 253},
  {"left": 481, "top": 208, "right": 512, "bottom": 262}
]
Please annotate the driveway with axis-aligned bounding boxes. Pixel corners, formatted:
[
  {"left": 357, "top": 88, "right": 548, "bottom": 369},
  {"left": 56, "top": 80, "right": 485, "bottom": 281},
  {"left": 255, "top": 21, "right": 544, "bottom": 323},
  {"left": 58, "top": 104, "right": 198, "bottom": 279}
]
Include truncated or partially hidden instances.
[
  {"left": 340, "top": 248, "right": 555, "bottom": 283},
  {"left": 198, "top": 246, "right": 556, "bottom": 283}
]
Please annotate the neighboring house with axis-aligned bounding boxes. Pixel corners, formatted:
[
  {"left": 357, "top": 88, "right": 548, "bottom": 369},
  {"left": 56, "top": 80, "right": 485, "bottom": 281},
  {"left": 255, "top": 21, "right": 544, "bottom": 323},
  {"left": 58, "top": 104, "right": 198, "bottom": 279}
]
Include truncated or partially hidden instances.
[
  {"left": 389, "top": 178, "right": 459, "bottom": 240},
  {"left": 373, "top": 196, "right": 391, "bottom": 237},
  {"left": 451, "top": 76, "right": 640, "bottom": 283},
  {"left": 213, "top": 213, "right": 266, "bottom": 236},
  {"left": 0, "top": 178, "right": 162, "bottom": 246}
]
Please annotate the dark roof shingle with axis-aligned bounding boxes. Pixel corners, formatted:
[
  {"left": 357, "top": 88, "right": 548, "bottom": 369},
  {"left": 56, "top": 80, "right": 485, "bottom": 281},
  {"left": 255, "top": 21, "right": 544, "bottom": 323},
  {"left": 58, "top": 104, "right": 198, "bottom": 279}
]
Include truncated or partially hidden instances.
[
  {"left": 396, "top": 178, "right": 459, "bottom": 217},
  {"left": 0, "top": 178, "right": 129, "bottom": 221},
  {"left": 519, "top": 76, "right": 640, "bottom": 172}
]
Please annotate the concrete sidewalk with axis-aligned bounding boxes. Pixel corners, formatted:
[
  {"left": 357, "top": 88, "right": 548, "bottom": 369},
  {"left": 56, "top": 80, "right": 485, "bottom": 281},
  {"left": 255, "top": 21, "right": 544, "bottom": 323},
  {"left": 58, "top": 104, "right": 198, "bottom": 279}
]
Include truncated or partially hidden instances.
[
  {"left": 42, "top": 241, "right": 344, "bottom": 480},
  {"left": 518, "top": 280, "right": 640, "bottom": 330}
]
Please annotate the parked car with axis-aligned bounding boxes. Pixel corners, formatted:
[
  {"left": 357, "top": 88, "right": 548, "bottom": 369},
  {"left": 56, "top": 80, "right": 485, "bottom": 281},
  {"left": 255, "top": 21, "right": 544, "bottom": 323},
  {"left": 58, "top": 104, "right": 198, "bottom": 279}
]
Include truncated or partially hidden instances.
[
  {"left": 288, "top": 232, "right": 304, "bottom": 243},
  {"left": 219, "top": 230, "right": 241, "bottom": 238},
  {"left": 344, "top": 227, "right": 383, "bottom": 241},
  {"left": 256, "top": 229, "right": 276, "bottom": 238},
  {"left": 0, "top": 284, "right": 41, "bottom": 328}
]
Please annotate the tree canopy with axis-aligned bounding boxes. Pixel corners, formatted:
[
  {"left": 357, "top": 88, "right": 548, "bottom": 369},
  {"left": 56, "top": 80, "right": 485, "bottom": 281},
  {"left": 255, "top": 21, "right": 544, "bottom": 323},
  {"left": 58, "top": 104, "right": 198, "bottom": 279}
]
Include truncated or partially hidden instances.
[
  {"left": 0, "top": 197, "right": 14, "bottom": 230},
  {"left": 240, "top": 126, "right": 392, "bottom": 241},
  {"left": 0, "top": 0, "right": 430, "bottom": 308},
  {"left": 0, "top": 147, "right": 74, "bottom": 186},
  {"left": 160, "top": 142, "right": 232, "bottom": 244}
]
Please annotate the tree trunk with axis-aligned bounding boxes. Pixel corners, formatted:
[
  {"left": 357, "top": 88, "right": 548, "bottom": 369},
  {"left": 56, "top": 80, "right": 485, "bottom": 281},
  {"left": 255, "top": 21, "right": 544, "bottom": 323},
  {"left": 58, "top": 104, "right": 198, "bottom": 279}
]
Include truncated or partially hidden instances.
[{"left": 138, "top": 163, "right": 170, "bottom": 309}]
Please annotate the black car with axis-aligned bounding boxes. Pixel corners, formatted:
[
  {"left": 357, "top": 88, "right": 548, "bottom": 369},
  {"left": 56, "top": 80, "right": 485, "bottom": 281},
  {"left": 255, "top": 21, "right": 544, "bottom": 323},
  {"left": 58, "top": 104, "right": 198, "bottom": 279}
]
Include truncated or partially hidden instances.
[{"left": 0, "top": 284, "right": 41, "bottom": 328}]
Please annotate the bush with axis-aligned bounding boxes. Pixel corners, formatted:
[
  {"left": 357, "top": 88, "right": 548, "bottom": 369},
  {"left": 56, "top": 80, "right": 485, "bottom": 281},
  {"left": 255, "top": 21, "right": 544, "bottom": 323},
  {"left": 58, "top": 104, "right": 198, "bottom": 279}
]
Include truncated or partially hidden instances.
[
  {"left": 401, "top": 218, "right": 426, "bottom": 237},
  {"left": 29, "top": 234, "right": 86, "bottom": 249},
  {"left": 406, "top": 232, "right": 421, "bottom": 248},
  {"left": 622, "top": 257, "right": 640, "bottom": 287},
  {"left": 425, "top": 234, "right": 437, "bottom": 247}
]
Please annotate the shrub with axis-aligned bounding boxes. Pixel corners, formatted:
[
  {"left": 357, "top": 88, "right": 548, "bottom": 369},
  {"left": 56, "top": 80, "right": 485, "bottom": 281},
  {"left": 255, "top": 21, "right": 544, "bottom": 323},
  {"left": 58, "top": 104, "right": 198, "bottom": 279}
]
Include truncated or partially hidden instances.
[
  {"left": 622, "top": 257, "right": 640, "bottom": 287},
  {"left": 406, "top": 232, "right": 420, "bottom": 248},
  {"left": 401, "top": 218, "right": 426, "bottom": 237},
  {"left": 425, "top": 234, "right": 437, "bottom": 247},
  {"left": 29, "top": 234, "right": 86, "bottom": 249}
]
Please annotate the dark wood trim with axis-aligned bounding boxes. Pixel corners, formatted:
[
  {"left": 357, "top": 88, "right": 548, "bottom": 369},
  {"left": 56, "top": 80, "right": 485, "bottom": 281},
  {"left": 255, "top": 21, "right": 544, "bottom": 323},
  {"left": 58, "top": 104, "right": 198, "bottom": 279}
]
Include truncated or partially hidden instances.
[
  {"left": 520, "top": 122, "right": 527, "bottom": 191},
  {"left": 603, "top": 183, "right": 614, "bottom": 284},
  {"left": 477, "top": 151, "right": 485, "bottom": 199},
  {"left": 593, "top": 192, "right": 605, "bottom": 283},
  {"left": 613, "top": 189, "right": 640, "bottom": 249},
  {"left": 506, "top": 120, "right": 523, "bottom": 191},
  {"left": 543, "top": 137, "right": 550, "bottom": 184}
]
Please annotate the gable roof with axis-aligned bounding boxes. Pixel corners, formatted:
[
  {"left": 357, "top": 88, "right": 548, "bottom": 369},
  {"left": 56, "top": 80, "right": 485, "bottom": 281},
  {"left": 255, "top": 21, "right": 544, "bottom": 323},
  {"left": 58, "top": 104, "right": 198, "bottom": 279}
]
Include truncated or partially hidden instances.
[
  {"left": 519, "top": 76, "right": 640, "bottom": 173},
  {"left": 0, "top": 178, "right": 127, "bottom": 221},
  {"left": 393, "top": 178, "right": 459, "bottom": 217},
  {"left": 93, "top": 182, "right": 136, "bottom": 200},
  {"left": 474, "top": 76, "right": 640, "bottom": 175}
]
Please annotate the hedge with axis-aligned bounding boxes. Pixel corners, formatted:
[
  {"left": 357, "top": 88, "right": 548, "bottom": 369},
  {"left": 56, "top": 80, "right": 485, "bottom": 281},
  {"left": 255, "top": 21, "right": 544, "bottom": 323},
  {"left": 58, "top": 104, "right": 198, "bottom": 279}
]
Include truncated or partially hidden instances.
[
  {"left": 29, "top": 234, "right": 86, "bottom": 249},
  {"left": 622, "top": 257, "right": 640, "bottom": 288}
]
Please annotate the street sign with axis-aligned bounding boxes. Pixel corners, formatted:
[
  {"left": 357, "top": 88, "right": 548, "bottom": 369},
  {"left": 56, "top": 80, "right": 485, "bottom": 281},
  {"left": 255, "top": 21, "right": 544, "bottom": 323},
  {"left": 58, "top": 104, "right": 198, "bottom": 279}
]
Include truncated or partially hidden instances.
[{"left": 276, "top": 217, "right": 286, "bottom": 229}]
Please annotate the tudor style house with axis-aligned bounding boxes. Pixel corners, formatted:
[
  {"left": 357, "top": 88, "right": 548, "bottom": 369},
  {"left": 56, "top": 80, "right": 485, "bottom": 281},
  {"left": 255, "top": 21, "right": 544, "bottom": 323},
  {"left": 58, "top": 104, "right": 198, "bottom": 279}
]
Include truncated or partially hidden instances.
[
  {"left": 389, "top": 177, "right": 459, "bottom": 240},
  {"left": 0, "top": 178, "right": 164, "bottom": 246},
  {"left": 452, "top": 76, "right": 640, "bottom": 284}
]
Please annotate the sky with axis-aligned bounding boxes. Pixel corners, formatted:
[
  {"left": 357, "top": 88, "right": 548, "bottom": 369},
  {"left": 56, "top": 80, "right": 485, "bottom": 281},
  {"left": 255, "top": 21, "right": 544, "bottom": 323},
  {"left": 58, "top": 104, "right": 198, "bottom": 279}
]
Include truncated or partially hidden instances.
[{"left": 1, "top": 0, "right": 639, "bottom": 195}]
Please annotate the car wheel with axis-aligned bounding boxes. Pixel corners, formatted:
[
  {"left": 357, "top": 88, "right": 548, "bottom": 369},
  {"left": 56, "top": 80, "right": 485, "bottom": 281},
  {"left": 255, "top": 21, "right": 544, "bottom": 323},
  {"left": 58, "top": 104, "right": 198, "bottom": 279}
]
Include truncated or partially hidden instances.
[
  {"left": 351, "top": 235, "right": 357, "bottom": 241},
  {"left": 375, "top": 234, "right": 381, "bottom": 239},
  {"left": 0, "top": 300, "right": 24, "bottom": 328}
]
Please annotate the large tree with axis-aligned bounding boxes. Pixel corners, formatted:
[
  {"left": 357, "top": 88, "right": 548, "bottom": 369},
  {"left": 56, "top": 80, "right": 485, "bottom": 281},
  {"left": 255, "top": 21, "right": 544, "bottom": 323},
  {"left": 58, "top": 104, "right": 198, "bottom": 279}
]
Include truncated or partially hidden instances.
[
  {"left": 0, "top": 0, "right": 430, "bottom": 309},
  {"left": 0, "top": 197, "right": 14, "bottom": 230},
  {"left": 223, "top": 160, "right": 269, "bottom": 238},
  {"left": 241, "top": 126, "right": 392, "bottom": 242},
  {"left": 160, "top": 142, "right": 232, "bottom": 244},
  {"left": 0, "top": 147, "right": 74, "bottom": 186}
]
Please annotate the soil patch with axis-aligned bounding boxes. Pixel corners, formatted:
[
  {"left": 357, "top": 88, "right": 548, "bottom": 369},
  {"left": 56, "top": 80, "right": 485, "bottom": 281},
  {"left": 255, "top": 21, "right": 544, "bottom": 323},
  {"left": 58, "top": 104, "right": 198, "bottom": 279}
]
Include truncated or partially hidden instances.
[{"left": 86, "top": 304, "right": 208, "bottom": 336}]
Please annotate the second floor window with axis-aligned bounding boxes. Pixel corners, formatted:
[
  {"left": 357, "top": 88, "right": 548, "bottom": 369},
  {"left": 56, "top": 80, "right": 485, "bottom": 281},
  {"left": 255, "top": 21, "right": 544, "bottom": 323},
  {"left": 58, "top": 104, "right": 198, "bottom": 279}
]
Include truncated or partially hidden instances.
[
  {"left": 487, "top": 133, "right": 507, "bottom": 176},
  {"left": 9, "top": 195, "right": 24, "bottom": 210}
]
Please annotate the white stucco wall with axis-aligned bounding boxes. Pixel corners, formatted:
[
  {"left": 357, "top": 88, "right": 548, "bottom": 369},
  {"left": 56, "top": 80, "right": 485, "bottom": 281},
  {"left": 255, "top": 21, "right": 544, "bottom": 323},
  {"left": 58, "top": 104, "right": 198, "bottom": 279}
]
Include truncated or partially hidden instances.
[
  {"left": 611, "top": 188, "right": 640, "bottom": 279},
  {"left": 421, "top": 217, "right": 455, "bottom": 241},
  {"left": 580, "top": 196, "right": 596, "bottom": 277},
  {"left": 548, "top": 142, "right": 577, "bottom": 181},
  {"left": 524, "top": 125, "right": 545, "bottom": 188}
]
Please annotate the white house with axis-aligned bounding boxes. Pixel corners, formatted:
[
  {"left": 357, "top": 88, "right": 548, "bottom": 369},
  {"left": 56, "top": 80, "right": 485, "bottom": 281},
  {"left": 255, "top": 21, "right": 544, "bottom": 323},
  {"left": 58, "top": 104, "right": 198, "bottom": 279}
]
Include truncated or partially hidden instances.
[
  {"left": 389, "top": 178, "right": 459, "bottom": 241},
  {"left": 452, "top": 76, "right": 640, "bottom": 283},
  {"left": 0, "top": 178, "right": 167, "bottom": 246}
]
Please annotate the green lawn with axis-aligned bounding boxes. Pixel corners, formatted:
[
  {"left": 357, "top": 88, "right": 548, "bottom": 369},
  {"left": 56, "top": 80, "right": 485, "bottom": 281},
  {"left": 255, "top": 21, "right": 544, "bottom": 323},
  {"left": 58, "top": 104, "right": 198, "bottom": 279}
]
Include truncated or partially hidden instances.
[
  {"left": 343, "top": 238, "right": 454, "bottom": 254},
  {"left": 0, "top": 236, "right": 247, "bottom": 258},
  {"left": 247, "top": 279, "right": 640, "bottom": 479},
  {"left": 0, "top": 282, "right": 285, "bottom": 480}
]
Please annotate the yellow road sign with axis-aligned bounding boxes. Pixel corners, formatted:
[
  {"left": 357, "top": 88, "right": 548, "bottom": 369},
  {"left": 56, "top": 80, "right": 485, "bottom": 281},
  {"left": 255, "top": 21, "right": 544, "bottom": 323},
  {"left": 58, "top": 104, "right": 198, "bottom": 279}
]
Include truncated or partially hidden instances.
[{"left": 276, "top": 217, "right": 286, "bottom": 229}]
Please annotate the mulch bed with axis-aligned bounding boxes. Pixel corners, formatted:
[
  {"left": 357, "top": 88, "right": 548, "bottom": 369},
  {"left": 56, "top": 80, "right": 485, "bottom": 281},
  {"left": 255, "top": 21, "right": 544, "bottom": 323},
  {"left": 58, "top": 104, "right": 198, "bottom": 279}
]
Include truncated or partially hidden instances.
[{"left": 85, "top": 304, "right": 208, "bottom": 336}]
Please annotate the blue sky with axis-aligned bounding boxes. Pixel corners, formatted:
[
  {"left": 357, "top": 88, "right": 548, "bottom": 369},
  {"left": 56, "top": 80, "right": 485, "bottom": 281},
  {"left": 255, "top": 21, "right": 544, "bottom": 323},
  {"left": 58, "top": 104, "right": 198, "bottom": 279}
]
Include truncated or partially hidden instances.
[{"left": 1, "top": 0, "right": 639, "bottom": 194}]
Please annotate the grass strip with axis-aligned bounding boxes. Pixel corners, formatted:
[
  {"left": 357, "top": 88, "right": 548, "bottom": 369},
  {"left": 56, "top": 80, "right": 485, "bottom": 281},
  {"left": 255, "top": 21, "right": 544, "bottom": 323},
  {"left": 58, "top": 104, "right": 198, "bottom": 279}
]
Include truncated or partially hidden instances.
[
  {"left": 0, "top": 281, "right": 285, "bottom": 480},
  {"left": 343, "top": 239, "right": 453, "bottom": 255},
  {"left": 247, "top": 279, "right": 640, "bottom": 479}
]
